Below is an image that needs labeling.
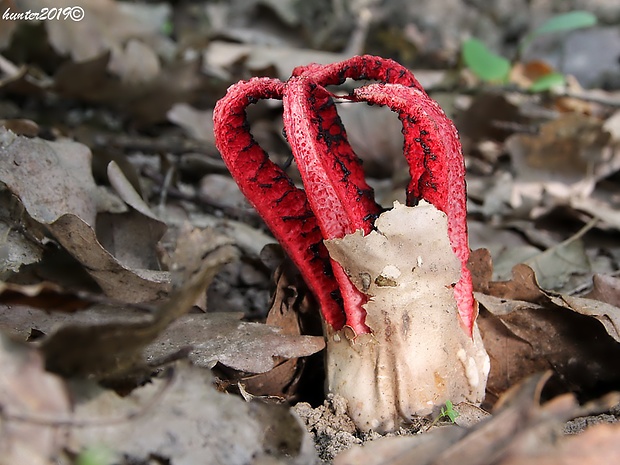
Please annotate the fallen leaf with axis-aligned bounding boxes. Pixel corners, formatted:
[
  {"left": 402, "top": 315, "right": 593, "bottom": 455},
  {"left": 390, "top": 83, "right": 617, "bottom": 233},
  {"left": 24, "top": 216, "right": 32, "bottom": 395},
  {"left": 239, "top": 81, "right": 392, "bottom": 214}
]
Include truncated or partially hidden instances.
[
  {"left": 204, "top": 41, "right": 348, "bottom": 81},
  {"left": 0, "top": 332, "right": 70, "bottom": 465},
  {"left": 500, "top": 422, "right": 620, "bottom": 465},
  {"left": 559, "top": 295, "right": 620, "bottom": 342},
  {"left": 0, "top": 128, "right": 97, "bottom": 226},
  {"left": 334, "top": 372, "right": 620, "bottom": 465},
  {"left": 585, "top": 274, "right": 620, "bottom": 307},
  {"left": 40, "top": 227, "right": 236, "bottom": 379},
  {"left": 478, "top": 265, "right": 620, "bottom": 401},
  {"left": 144, "top": 312, "right": 324, "bottom": 374},
  {"left": 239, "top": 260, "right": 317, "bottom": 397},
  {"left": 67, "top": 362, "right": 319, "bottom": 465},
  {"left": 0, "top": 281, "right": 91, "bottom": 312},
  {"left": 47, "top": 213, "right": 169, "bottom": 303},
  {"left": 167, "top": 103, "right": 216, "bottom": 145}
]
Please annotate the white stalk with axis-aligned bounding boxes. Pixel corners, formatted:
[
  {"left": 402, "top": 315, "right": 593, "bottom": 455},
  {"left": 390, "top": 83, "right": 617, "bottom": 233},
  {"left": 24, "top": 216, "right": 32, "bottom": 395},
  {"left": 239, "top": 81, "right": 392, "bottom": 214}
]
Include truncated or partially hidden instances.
[{"left": 324, "top": 201, "right": 489, "bottom": 432}]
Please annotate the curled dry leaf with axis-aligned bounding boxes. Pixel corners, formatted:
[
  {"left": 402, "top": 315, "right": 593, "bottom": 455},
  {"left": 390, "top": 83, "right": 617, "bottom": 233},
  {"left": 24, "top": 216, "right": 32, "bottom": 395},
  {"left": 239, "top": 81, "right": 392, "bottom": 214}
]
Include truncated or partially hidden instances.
[
  {"left": 48, "top": 213, "right": 169, "bottom": 303},
  {"left": 0, "top": 129, "right": 170, "bottom": 302},
  {"left": 239, "top": 258, "right": 320, "bottom": 397},
  {"left": 41, "top": 227, "right": 237, "bottom": 379},
  {"left": 476, "top": 264, "right": 620, "bottom": 402},
  {"left": 106, "top": 161, "right": 160, "bottom": 222}
]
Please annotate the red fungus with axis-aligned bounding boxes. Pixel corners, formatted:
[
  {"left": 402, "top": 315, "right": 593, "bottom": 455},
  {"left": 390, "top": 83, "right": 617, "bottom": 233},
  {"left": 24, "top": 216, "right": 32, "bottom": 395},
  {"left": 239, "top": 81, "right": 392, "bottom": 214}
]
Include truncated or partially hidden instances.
[{"left": 213, "top": 56, "right": 489, "bottom": 431}]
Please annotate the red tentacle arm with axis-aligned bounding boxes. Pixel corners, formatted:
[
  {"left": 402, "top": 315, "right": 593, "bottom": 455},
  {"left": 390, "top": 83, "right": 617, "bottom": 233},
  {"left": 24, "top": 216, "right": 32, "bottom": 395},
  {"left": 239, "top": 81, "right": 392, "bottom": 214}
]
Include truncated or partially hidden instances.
[
  {"left": 292, "top": 55, "right": 424, "bottom": 89},
  {"left": 351, "top": 83, "right": 476, "bottom": 335},
  {"left": 281, "top": 55, "right": 427, "bottom": 334},
  {"left": 283, "top": 79, "right": 380, "bottom": 334},
  {"left": 213, "top": 77, "right": 346, "bottom": 329}
]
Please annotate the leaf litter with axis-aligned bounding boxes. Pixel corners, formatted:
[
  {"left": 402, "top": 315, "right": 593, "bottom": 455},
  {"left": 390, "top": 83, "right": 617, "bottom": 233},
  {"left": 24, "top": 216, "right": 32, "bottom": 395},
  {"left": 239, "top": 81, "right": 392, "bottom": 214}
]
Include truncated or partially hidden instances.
[{"left": 1, "top": 0, "right": 620, "bottom": 463}]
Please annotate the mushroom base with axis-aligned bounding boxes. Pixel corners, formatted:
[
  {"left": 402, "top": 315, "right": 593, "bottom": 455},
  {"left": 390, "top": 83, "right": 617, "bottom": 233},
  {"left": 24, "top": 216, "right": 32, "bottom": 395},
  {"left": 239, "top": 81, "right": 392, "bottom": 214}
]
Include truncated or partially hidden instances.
[{"left": 324, "top": 202, "right": 490, "bottom": 432}]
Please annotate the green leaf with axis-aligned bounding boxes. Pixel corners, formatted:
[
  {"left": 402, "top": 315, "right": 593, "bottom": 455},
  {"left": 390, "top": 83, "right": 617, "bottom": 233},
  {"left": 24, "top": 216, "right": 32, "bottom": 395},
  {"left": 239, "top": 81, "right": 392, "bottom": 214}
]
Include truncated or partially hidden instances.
[
  {"left": 161, "top": 19, "right": 174, "bottom": 36},
  {"left": 76, "top": 446, "right": 114, "bottom": 465},
  {"left": 532, "top": 11, "right": 597, "bottom": 37},
  {"left": 439, "top": 400, "right": 459, "bottom": 423},
  {"left": 529, "top": 72, "right": 566, "bottom": 92},
  {"left": 462, "top": 38, "right": 511, "bottom": 83}
]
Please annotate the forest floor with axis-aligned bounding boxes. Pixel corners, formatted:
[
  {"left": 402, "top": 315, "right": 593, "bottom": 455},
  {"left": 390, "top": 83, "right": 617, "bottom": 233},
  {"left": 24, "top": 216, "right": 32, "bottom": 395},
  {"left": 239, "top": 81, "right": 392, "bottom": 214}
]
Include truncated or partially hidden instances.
[{"left": 0, "top": 1, "right": 619, "bottom": 464}]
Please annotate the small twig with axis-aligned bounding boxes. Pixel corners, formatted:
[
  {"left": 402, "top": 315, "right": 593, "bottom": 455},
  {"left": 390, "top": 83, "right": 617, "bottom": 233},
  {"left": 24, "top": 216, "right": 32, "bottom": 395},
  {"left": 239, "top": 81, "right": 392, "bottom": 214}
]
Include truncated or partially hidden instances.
[
  {"left": 141, "top": 165, "right": 261, "bottom": 224},
  {"left": 553, "top": 90, "right": 620, "bottom": 109},
  {"left": 158, "top": 164, "right": 175, "bottom": 211},
  {"left": 93, "top": 133, "right": 225, "bottom": 161},
  {"left": 555, "top": 215, "right": 601, "bottom": 250}
]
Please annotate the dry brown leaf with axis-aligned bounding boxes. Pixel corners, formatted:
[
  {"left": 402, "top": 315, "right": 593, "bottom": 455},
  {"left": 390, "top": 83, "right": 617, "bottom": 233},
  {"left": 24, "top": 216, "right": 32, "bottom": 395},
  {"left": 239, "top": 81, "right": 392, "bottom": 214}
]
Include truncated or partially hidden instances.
[
  {"left": 40, "top": 227, "right": 236, "bottom": 378},
  {"left": 95, "top": 210, "right": 166, "bottom": 273},
  {"left": 167, "top": 103, "right": 216, "bottom": 145},
  {"left": 204, "top": 41, "right": 347, "bottom": 81},
  {"left": 508, "top": 114, "right": 613, "bottom": 185},
  {"left": 455, "top": 93, "right": 524, "bottom": 147},
  {"left": 0, "top": 128, "right": 97, "bottom": 225},
  {"left": 335, "top": 372, "right": 619, "bottom": 465},
  {"left": 53, "top": 54, "right": 210, "bottom": 124},
  {"left": 0, "top": 332, "right": 70, "bottom": 465},
  {"left": 499, "top": 422, "right": 620, "bottom": 465},
  {"left": 240, "top": 260, "right": 318, "bottom": 397},
  {"left": 478, "top": 265, "right": 620, "bottom": 401},
  {"left": 67, "top": 362, "right": 319, "bottom": 465},
  {"left": 106, "top": 161, "right": 159, "bottom": 221},
  {"left": 468, "top": 248, "right": 494, "bottom": 294},
  {"left": 586, "top": 274, "right": 620, "bottom": 307},
  {"left": 48, "top": 213, "right": 169, "bottom": 303},
  {"left": 505, "top": 113, "right": 620, "bottom": 221},
  {"left": 0, "top": 281, "right": 91, "bottom": 312},
  {"left": 559, "top": 295, "right": 620, "bottom": 343},
  {"left": 144, "top": 312, "right": 324, "bottom": 375},
  {"left": 509, "top": 60, "right": 556, "bottom": 89},
  {"left": 476, "top": 296, "right": 554, "bottom": 404},
  {"left": 486, "top": 263, "right": 549, "bottom": 303}
]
